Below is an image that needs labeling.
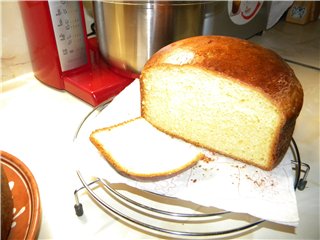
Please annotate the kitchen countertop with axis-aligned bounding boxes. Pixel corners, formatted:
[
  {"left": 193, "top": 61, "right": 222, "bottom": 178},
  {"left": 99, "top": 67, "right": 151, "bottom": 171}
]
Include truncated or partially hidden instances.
[
  {"left": 1, "top": 5, "right": 319, "bottom": 238},
  {"left": 1, "top": 60, "right": 319, "bottom": 240}
]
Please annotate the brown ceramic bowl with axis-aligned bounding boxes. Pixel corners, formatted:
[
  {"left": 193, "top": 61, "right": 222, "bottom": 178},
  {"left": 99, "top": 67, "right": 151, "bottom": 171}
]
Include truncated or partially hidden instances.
[{"left": 1, "top": 151, "right": 41, "bottom": 240}]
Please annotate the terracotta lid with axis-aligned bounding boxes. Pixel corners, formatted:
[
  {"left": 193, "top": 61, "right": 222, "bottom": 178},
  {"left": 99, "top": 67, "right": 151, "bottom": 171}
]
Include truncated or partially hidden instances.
[{"left": 1, "top": 151, "right": 41, "bottom": 240}]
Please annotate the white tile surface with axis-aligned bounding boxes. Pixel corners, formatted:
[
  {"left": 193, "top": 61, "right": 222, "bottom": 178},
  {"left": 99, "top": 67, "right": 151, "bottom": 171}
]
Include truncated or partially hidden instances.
[
  {"left": 1, "top": 2, "right": 32, "bottom": 81},
  {"left": 250, "top": 20, "right": 320, "bottom": 69}
]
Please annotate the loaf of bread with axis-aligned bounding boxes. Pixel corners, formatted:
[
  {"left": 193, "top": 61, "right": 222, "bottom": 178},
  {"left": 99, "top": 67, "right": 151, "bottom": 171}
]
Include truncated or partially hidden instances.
[
  {"left": 1, "top": 166, "right": 13, "bottom": 240},
  {"left": 140, "top": 36, "right": 303, "bottom": 171},
  {"left": 90, "top": 117, "right": 204, "bottom": 180}
]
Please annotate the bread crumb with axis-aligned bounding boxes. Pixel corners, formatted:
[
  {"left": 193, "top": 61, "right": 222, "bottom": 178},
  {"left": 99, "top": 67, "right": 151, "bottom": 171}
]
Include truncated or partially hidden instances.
[{"left": 201, "top": 155, "right": 213, "bottom": 163}]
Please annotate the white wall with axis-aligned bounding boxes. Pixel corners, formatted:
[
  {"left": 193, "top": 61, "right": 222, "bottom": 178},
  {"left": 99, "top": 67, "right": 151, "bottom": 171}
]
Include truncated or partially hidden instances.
[{"left": 1, "top": 1, "right": 32, "bottom": 81}]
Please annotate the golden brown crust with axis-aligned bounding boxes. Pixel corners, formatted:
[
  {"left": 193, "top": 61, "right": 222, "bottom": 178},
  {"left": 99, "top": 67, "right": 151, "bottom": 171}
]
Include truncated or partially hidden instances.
[
  {"left": 269, "top": 118, "right": 296, "bottom": 170},
  {"left": 141, "top": 36, "right": 303, "bottom": 121}
]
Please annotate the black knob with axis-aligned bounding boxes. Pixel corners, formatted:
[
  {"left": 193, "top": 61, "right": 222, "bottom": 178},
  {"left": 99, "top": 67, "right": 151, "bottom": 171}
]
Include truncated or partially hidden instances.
[{"left": 74, "top": 203, "right": 84, "bottom": 217}]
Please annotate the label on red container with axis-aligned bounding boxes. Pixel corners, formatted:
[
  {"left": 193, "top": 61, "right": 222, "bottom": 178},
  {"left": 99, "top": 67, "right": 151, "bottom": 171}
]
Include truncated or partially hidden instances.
[
  {"left": 228, "top": 0, "right": 263, "bottom": 25},
  {"left": 48, "top": 1, "right": 88, "bottom": 72}
]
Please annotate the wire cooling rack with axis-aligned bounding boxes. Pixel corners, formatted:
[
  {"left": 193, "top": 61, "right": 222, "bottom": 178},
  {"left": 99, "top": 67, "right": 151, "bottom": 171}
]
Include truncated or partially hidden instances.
[{"left": 73, "top": 138, "right": 310, "bottom": 239}]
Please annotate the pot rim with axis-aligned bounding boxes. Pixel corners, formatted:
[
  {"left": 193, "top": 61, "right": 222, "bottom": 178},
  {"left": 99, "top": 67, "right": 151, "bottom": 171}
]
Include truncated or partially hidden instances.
[{"left": 100, "top": 1, "right": 211, "bottom": 6}]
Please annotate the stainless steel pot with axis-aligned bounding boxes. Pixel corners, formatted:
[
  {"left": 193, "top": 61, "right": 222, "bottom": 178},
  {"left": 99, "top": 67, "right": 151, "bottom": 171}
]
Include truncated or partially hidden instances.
[{"left": 93, "top": 1, "right": 206, "bottom": 77}]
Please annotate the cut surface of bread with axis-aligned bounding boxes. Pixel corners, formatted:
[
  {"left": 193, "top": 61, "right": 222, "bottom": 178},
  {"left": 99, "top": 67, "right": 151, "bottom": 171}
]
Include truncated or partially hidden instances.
[
  {"left": 142, "top": 66, "right": 279, "bottom": 169},
  {"left": 140, "top": 36, "right": 303, "bottom": 171},
  {"left": 90, "top": 117, "right": 204, "bottom": 180}
]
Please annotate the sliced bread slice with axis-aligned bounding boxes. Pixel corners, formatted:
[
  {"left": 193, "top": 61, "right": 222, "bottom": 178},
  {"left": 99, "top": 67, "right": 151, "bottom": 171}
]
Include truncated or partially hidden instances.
[{"left": 90, "top": 117, "right": 204, "bottom": 180}]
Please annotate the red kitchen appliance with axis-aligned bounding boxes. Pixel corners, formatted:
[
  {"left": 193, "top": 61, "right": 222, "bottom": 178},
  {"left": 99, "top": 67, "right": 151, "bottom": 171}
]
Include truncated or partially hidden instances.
[{"left": 19, "top": 1, "right": 135, "bottom": 106}]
